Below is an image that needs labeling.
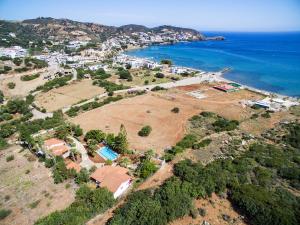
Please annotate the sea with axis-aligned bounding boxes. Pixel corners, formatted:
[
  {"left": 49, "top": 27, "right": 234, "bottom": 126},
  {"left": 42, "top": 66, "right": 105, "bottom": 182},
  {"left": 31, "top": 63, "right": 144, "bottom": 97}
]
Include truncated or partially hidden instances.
[{"left": 126, "top": 32, "right": 300, "bottom": 97}]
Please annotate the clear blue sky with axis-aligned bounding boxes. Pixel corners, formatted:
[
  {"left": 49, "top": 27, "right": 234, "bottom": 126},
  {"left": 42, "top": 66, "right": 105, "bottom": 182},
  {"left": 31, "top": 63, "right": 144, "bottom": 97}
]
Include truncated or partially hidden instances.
[{"left": 0, "top": 0, "right": 300, "bottom": 32}]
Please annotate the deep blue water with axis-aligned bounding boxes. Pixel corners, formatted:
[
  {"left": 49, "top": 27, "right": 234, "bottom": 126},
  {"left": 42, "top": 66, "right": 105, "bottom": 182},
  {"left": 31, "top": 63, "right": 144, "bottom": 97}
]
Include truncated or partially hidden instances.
[{"left": 127, "top": 32, "right": 300, "bottom": 97}]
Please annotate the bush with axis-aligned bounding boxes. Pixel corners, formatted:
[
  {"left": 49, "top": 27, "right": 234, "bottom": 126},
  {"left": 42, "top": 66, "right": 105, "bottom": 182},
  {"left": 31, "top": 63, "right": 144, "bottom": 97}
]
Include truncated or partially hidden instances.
[
  {"left": 212, "top": 118, "right": 239, "bottom": 132},
  {"left": 13, "top": 57, "right": 22, "bottom": 66},
  {"left": 21, "top": 73, "right": 40, "bottom": 81},
  {"left": 7, "top": 82, "right": 16, "bottom": 89},
  {"left": 171, "top": 107, "right": 179, "bottom": 113},
  {"left": 151, "top": 86, "right": 166, "bottom": 92},
  {"left": 138, "top": 160, "right": 157, "bottom": 178},
  {"left": 192, "top": 139, "right": 212, "bottom": 149},
  {"left": 138, "top": 126, "right": 152, "bottom": 137},
  {"left": 160, "top": 59, "right": 172, "bottom": 66},
  {"left": 0, "top": 209, "right": 12, "bottom": 220},
  {"left": 84, "top": 130, "right": 106, "bottom": 142},
  {"left": 6, "top": 155, "right": 14, "bottom": 162},
  {"left": 261, "top": 112, "right": 271, "bottom": 118},
  {"left": 35, "top": 185, "right": 115, "bottom": 225},
  {"left": 155, "top": 72, "right": 165, "bottom": 78},
  {"left": 176, "top": 134, "right": 197, "bottom": 148},
  {"left": 117, "top": 69, "right": 132, "bottom": 81},
  {"left": 0, "top": 138, "right": 8, "bottom": 150}
]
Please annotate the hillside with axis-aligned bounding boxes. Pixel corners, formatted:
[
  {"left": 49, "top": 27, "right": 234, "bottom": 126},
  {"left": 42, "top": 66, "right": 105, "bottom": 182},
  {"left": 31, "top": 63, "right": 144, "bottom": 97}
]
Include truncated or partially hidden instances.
[{"left": 0, "top": 17, "right": 205, "bottom": 47}]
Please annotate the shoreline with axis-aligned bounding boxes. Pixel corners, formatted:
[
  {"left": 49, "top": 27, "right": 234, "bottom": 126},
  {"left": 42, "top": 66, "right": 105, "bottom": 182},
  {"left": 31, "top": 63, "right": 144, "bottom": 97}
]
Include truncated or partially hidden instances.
[{"left": 123, "top": 44, "right": 299, "bottom": 101}]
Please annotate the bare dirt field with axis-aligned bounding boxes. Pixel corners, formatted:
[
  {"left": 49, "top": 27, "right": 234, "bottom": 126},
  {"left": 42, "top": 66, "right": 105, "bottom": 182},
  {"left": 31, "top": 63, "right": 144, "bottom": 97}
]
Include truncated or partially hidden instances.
[
  {"left": 35, "top": 79, "right": 105, "bottom": 111},
  {"left": 0, "top": 145, "right": 75, "bottom": 225},
  {"left": 169, "top": 193, "right": 247, "bottom": 225},
  {"left": 0, "top": 68, "right": 48, "bottom": 97},
  {"left": 71, "top": 84, "right": 262, "bottom": 154}
]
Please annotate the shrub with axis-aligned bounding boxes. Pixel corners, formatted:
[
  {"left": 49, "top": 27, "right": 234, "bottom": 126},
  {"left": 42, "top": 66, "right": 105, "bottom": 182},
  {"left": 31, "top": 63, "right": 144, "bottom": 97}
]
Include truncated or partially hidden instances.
[
  {"left": 21, "top": 73, "right": 40, "bottom": 81},
  {"left": 160, "top": 59, "right": 172, "bottom": 66},
  {"left": 84, "top": 130, "right": 106, "bottom": 142},
  {"left": 13, "top": 57, "right": 22, "bottom": 66},
  {"left": 0, "top": 138, "right": 8, "bottom": 150},
  {"left": 0, "top": 209, "right": 12, "bottom": 220},
  {"left": 192, "top": 139, "right": 212, "bottom": 149},
  {"left": 6, "top": 155, "right": 14, "bottom": 162},
  {"left": 155, "top": 72, "right": 165, "bottom": 78},
  {"left": 212, "top": 118, "right": 239, "bottom": 132},
  {"left": 261, "top": 112, "right": 271, "bottom": 118},
  {"left": 138, "top": 160, "right": 158, "bottom": 178},
  {"left": 138, "top": 126, "right": 152, "bottom": 137},
  {"left": 151, "top": 86, "right": 166, "bottom": 92},
  {"left": 171, "top": 107, "right": 179, "bottom": 113},
  {"left": 176, "top": 134, "right": 197, "bottom": 148},
  {"left": 7, "top": 82, "right": 16, "bottom": 89}
]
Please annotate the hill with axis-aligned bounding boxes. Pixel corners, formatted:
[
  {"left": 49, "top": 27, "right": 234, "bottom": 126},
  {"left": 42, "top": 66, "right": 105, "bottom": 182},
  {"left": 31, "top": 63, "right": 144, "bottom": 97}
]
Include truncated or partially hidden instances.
[{"left": 0, "top": 17, "right": 205, "bottom": 47}]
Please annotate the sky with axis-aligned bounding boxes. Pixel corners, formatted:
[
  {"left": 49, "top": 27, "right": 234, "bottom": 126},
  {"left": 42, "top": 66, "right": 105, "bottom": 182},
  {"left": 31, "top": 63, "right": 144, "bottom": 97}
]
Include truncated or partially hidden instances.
[{"left": 0, "top": 0, "right": 300, "bottom": 32}]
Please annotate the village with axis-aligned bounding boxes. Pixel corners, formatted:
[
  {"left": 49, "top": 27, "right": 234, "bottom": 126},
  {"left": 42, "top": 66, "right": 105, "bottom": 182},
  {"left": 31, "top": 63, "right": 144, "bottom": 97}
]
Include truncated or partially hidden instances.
[{"left": 1, "top": 23, "right": 300, "bottom": 225}]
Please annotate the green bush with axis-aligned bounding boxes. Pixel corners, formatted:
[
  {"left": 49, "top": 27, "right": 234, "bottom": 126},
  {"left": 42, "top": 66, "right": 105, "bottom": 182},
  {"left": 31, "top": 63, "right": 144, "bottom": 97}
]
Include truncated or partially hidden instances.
[
  {"left": 7, "top": 82, "right": 16, "bottom": 89},
  {"left": 138, "top": 125, "right": 152, "bottom": 137},
  {"left": 35, "top": 185, "right": 115, "bottom": 225},
  {"left": 21, "top": 73, "right": 40, "bottom": 81},
  {"left": 0, "top": 209, "right": 12, "bottom": 220},
  {"left": 192, "top": 138, "right": 212, "bottom": 149},
  {"left": 212, "top": 118, "right": 239, "bottom": 132},
  {"left": 155, "top": 72, "right": 165, "bottom": 78},
  {"left": 6, "top": 155, "right": 14, "bottom": 162},
  {"left": 0, "top": 138, "right": 8, "bottom": 150}
]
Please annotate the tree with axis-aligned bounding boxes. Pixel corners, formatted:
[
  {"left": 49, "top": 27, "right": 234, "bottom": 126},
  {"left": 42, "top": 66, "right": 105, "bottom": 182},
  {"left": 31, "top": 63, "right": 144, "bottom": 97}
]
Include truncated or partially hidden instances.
[
  {"left": 87, "top": 139, "right": 98, "bottom": 156},
  {"left": 138, "top": 125, "right": 152, "bottom": 137},
  {"left": 0, "top": 90, "right": 4, "bottom": 104},
  {"left": 138, "top": 160, "right": 157, "bottom": 179},
  {"left": 155, "top": 72, "right": 165, "bottom": 78},
  {"left": 72, "top": 125, "right": 83, "bottom": 137},
  {"left": 55, "top": 125, "right": 70, "bottom": 140},
  {"left": 84, "top": 130, "right": 105, "bottom": 143},
  {"left": 75, "top": 168, "right": 89, "bottom": 184},
  {"left": 113, "top": 124, "right": 128, "bottom": 154}
]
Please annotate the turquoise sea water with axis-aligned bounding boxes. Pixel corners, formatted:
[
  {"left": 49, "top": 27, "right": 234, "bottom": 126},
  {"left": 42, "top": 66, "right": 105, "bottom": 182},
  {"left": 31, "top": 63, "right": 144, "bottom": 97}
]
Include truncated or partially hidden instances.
[{"left": 126, "top": 32, "right": 300, "bottom": 97}]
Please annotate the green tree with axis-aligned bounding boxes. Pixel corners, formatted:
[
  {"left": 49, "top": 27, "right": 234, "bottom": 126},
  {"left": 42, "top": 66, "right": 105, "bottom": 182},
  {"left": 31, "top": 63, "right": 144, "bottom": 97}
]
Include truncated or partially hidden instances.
[{"left": 84, "top": 130, "right": 105, "bottom": 143}]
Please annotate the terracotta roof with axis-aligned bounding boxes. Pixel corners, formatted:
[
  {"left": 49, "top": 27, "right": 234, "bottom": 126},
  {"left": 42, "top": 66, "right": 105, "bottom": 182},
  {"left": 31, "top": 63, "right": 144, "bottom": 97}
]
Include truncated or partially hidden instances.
[
  {"left": 66, "top": 161, "right": 81, "bottom": 173},
  {"left": 44, "top": 138, "right": 65, "bottom": 148},
  {"left": 90, "top": 166, "right": 132, "bottom": 193},
  {"left": 51, "top": 145, "right": 69, "bottom": 156}
]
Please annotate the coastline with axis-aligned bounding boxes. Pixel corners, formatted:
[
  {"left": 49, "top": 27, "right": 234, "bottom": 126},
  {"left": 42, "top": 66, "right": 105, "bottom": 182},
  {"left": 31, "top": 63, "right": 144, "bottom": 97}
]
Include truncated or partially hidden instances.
[{"left": 123, "top": 43, "right": 299, "bottom": 101}]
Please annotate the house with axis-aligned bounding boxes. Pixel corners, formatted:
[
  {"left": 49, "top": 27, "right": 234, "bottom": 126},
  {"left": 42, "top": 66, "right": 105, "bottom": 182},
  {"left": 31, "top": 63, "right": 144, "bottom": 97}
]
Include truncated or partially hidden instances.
[
  {"left": 90, "top": 166, "right": 132, "bottom": 198},
  {"left": 44, "top": 138, "right": 70, "bottom": 158},
  {"left": 65, "top": 160, "right": 81, "bottom": 173}
]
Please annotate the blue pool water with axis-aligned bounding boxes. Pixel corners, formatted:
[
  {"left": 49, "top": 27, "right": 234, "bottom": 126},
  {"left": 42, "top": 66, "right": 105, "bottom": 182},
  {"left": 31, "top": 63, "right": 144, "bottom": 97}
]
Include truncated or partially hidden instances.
[
  {"left": 127, "top": 32, "right": 300, "bottom": 97},
  {"left": 98, "top": 146, "right": 118, "bottom": 161}
]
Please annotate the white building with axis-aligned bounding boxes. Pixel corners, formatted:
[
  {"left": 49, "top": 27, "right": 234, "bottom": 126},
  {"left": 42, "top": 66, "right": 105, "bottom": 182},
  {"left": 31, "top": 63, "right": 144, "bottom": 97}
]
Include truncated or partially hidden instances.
[{"left": 0, "top": 46, "right": 27, "bottom": 58}]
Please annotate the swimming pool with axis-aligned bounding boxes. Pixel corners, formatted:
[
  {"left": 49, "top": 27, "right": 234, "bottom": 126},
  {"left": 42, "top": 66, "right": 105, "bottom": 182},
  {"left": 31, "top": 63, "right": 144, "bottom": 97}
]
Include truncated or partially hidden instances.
[{"left": 97, "top": 146, "right": 118, "bottom": 161}]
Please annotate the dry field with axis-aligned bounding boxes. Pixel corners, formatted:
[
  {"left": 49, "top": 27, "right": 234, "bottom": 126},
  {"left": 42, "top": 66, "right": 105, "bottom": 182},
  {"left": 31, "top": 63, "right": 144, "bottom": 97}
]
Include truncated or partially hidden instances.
[
  {"left": 0, "top": 68, "right": 48, "bottom": 97},
  {"left": 169, "top": 193, "right": 247, "bottom": 225},
  {"left": 71, "top": 83, "right": 263, "bottom": 155},
  {"left": 35, "top": 79, "right": 105, "bottom": 111},
  {"left": 0, "top": 145, "right": 75, "bottom": 225}
]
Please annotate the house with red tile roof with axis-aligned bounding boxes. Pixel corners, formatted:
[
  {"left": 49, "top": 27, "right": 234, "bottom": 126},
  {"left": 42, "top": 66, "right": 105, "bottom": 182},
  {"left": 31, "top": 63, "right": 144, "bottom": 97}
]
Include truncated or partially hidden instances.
[
  {"left": 44, "top": 138, "right": 70, "bottom": 158},
  {"left": 90, "top": 166, "right": 133, "bottom": 198}
]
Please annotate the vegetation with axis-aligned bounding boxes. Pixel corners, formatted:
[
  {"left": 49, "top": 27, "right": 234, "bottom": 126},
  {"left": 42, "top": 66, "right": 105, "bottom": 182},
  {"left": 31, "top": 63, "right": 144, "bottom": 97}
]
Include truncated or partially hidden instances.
[
  {"left": 151, "top": 86, "right": 166, "bottom": 91},
  {"left": 0, "top": 138, "right": 8, "bottom": 150},
  {"left": 155, "top": 72, "right": 165, "bottom": 78},
  {"left": 66, "top": 95, "right": 123, "bottom": 117},
  {"left": 6, "top": 155, "right": 14, "bottom": 162},
  {"left": 0, "top": 90, "right": 4, "bottom": 104},
  {"left": 212, "top": 118, "right": 239, "bottom": 132},
  {"left": 35, "top": 75, "right": 72, "bottom": 92},
  {"left": 21, "top": 73, "right": 40, "bottom": 81},
  {"left": 7, "top": 82, "right": 16, "bottom": 89},
  {"left": 94, "top": 80, "right": 128, "bottom": 92},
  {"left": 0, "top": 209, "right": 12, "bottom": 220},
  {"left": 138, "top": 125, "right": 152, "bottom": 137},
  {"left": 138, "top": 159, "right": 158, "bottom": 178},
  {"left": 171, "top": 107, "right": 179, "bottom": 113},
  {"left": 192, "top": 138, "right": 212, "bottom": 149},
  {"left": 117, "top": 68, "right": 133, "bottom": 81},
  {"left": 160, "top": 59, "right": 172, "bottom": 66},
  {"left": 35, "top": 185, "right": 115, "bottom": 225}
]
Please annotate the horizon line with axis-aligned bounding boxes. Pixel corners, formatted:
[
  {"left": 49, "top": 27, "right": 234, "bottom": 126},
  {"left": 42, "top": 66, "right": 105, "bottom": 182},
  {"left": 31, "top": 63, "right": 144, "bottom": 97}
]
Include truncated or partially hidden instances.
[{"left": 1, "top": 17, "right": 300, "bottom": 33}]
